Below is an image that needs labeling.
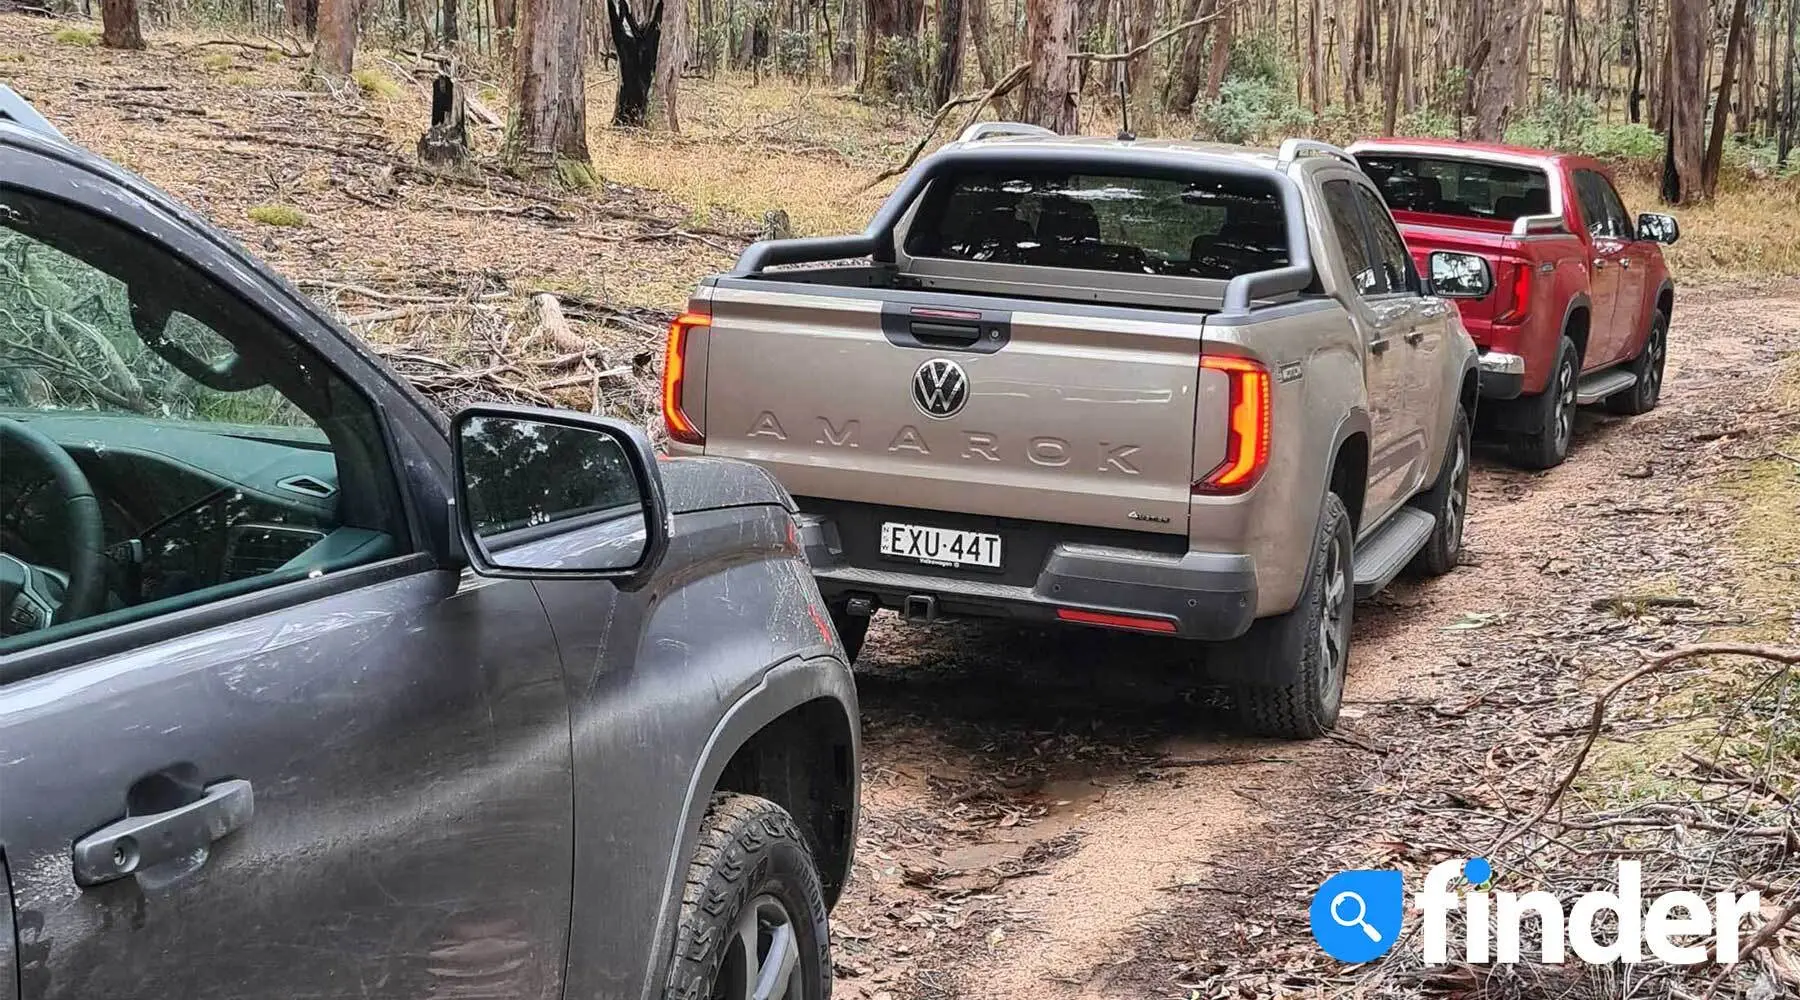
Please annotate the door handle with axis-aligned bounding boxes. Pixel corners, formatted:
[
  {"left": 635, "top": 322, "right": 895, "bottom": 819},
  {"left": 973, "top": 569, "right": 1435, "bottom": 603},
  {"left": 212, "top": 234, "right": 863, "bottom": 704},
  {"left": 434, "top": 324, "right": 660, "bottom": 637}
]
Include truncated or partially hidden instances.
[
  {"left": 1592, "top": 258, "right": 1608, "bottom": 270},
  {"left": 73, "top": 779, "right": 254, "bottom": 886},
  {"left": 1619, "top": 258, "right": 1631, "bottom": 270},
  {"left": 1368, "top": 338, "right": 1391, "bottom": 355},
  {"left": 1404, "top": 330, "right": 1426, "bottom": 346}
]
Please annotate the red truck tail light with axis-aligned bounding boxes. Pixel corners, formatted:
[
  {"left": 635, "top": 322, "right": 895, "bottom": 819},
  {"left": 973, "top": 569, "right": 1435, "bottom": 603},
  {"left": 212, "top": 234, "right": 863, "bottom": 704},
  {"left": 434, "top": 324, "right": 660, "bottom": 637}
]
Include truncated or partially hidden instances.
[
  {"left": 1194, "top": 354, "right": 1271, "bottom": 495},
  {"left": 662, "top": 311, "right": 709, "bottom": 446},
  {"left": 1493, "top": 259, "right": 1533, "bottom": 324}
]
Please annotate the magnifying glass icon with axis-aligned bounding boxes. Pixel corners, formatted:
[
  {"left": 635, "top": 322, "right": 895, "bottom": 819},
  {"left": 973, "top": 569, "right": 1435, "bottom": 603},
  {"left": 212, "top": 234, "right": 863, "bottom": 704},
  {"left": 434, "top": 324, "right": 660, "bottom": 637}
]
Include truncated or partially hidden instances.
[{"left": 1330, "top": 890, "right": 1382, "bottom": 943}]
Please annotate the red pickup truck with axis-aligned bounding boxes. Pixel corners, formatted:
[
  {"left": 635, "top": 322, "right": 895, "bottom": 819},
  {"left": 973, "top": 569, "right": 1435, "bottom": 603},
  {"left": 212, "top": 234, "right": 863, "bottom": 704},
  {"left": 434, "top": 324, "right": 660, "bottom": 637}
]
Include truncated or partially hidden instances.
[{"left": 1347, "top": 138, "right": 1680, "bottom": 469}]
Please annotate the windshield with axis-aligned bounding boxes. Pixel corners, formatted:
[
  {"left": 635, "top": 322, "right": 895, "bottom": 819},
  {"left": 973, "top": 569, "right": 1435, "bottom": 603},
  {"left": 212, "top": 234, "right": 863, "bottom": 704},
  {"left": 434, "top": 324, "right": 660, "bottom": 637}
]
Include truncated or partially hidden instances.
[
  {"left": 1357, "top": 155, "right": 1552, "bottom": 223},
  {"left": 904, "top": 169, "right": 1289, "bottom": 279}
]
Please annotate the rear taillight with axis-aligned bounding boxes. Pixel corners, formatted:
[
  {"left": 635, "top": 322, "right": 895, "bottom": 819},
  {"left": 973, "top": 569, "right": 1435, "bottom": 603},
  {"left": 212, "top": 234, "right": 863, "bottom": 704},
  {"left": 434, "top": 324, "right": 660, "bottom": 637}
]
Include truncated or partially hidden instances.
[
  {"left": 1194, "top": 354, "right": 1271, "bottom": 495},
  {"left": 662, "top": 311, "right": 709, "bottom": 446},
  {"left": 1494, "top": 259, "right": 1532, "bottom": 324}
]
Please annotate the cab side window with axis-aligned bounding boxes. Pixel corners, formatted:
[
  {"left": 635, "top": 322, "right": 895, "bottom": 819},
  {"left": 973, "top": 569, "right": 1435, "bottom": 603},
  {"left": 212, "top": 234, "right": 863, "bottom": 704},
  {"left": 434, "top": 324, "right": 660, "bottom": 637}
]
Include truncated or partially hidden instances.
[
  {"left": 0, "top": 187, "right": 403, "bottom": 652},
  {"left": 1352, "top": 184, "right": 1417, "bottom": 295},
  {"left": 1575, "top": 170, "right": 1632, "bottom": 240},
  {"left": 1322, "top": 179, "right": 1380, "bottom": 297}
]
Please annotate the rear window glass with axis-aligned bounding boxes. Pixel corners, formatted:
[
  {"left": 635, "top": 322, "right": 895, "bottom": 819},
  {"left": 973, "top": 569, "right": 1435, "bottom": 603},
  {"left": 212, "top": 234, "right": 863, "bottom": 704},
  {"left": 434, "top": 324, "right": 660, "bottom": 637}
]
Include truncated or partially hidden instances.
[
  {"left": 903, "top": 170, "right": 1289, "bottom": 279},
  {"left": 1357, "top": 155, "right": 1552, "bottom": 222}
]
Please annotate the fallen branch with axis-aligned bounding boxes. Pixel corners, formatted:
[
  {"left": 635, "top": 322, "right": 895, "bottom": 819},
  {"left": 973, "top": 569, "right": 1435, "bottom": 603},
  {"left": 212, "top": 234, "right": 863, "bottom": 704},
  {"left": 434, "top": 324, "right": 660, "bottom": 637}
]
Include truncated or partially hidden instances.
[
  {"left": 858, "top": 62, "right": 1031, "bottom": 193},
  {"left": 1069, "top": 6, "right": 1232, "bottom": 64},
  {"left": 1490, "top": 643, "right": 1800, "bottom": 856}
]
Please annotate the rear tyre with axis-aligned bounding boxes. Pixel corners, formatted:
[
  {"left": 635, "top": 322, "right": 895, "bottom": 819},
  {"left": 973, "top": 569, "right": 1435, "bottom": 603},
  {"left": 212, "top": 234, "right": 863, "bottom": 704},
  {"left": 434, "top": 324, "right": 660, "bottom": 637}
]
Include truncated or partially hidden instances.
[
  {"left": 1231, "top": 493, "right": 1353, "bottom": 740},
  {"left": 664, "top": 794, "right": 831, "bottom": 1000},
  {"left": 827, "top": 605, "right": 869, "bottom": 663},
  {"left": 1604, "top": 311, "right": 1668, "bottom": 415},
  {"left": 1506, "top": 336, "right": 1579, "bottom": 470},
  {"left": 1406, "top": 404, "right": 1471, "bottom": 578}
]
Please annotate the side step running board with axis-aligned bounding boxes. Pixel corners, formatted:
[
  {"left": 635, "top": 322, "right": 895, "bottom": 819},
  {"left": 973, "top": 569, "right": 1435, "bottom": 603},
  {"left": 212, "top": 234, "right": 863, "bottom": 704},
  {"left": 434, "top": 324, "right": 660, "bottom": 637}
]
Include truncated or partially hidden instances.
[
  {"left": 1575, "top": 368, "right": 1638, "bottom": 406},
  {"left": 1352, "top": 507, "right": 1436, "bottom": 599}
]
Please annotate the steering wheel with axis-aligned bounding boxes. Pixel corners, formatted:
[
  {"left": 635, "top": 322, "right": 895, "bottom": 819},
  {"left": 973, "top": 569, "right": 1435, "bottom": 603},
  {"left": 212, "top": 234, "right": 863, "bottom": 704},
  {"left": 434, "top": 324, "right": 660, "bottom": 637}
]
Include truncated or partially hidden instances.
[{"left": 0, "top": 419, "right": 107, "bottom": 634}]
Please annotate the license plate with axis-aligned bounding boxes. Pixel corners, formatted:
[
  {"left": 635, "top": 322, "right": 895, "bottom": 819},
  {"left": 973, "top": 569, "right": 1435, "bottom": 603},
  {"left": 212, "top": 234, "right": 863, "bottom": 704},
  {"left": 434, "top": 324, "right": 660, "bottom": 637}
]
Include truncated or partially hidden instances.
[{"left": 878, "top": 522, "right": 1003, "bottom": 569}]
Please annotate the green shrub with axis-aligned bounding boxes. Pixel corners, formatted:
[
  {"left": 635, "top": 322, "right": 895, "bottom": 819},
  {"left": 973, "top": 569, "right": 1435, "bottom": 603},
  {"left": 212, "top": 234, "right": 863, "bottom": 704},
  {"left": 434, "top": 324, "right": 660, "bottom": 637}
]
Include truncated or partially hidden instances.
[
  {"left": 1196, "top": 77, "right": 1313, "bottom": 145},
  {"left": 199, "top": 51, "right": 233, "bottom": 71},
  {"left": 247, "top": 204, "right": 306, "bottom": 227},
  {"left": 52, "top": 28, "right": 99, "bottom": 46}
]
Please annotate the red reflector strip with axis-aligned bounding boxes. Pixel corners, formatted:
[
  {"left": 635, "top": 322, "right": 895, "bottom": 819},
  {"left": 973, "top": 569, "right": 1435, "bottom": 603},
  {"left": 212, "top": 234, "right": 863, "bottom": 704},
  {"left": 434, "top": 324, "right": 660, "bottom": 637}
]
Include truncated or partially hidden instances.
[{"left": 1056, "top": 608, "right": 1179, "bottom": 634}]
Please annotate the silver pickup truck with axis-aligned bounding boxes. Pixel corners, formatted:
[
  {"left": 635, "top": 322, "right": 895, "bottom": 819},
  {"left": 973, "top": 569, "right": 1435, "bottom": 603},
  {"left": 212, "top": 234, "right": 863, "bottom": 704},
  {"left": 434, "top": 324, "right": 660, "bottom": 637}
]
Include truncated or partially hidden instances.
[{"left": 665, "top": 128, "right": 1490, "bottom": 737}]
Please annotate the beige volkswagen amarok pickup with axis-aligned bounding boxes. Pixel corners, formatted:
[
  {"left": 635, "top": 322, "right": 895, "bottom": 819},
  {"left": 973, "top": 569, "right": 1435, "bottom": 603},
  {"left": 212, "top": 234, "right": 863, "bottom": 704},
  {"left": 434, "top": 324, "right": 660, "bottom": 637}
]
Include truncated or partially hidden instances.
[{"left": 664, "top": 127, "right": 1490, "bottom": 737}]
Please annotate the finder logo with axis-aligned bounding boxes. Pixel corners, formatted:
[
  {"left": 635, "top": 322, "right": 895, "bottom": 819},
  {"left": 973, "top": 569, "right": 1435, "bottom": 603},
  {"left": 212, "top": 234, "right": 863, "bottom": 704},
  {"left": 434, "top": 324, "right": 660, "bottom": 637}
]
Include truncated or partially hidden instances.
[
  {"left": 1311, "top": 857, "right": 1763, "bottom": 965},
  {"left": 1308, "top": 869, "right": 1404, "bottom": 963}
]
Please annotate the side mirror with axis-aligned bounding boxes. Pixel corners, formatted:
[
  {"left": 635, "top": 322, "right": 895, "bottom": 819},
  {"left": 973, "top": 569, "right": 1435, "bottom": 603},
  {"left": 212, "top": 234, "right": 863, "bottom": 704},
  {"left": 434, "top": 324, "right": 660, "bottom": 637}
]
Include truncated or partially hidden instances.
[
  {"left": 451, "top": 405, "right": 669, "bottom": 587},
  {"left": 1637, "top": 212, "right": 1679, "bottom": 245},
  {"left": 1426, "top": 251, "right": 1495, "bottom": 299}
]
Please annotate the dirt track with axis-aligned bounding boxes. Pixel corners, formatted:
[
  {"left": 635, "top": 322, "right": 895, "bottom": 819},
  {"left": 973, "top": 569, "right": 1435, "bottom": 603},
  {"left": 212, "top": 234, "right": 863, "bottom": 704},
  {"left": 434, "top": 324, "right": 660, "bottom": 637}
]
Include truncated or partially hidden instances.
[{"left": 830, "top": 285, "right": 1800, "bottom": 999}]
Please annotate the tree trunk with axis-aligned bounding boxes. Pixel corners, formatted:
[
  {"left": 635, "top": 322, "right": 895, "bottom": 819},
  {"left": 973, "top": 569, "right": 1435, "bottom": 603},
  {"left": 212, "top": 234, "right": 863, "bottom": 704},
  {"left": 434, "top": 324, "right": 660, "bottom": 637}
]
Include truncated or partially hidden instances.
[
  {"left": 650, "top": 0, "right": 686, "bottom": 129},
  {"left": 1204, "top": 0, "right": 1232, "bottom": 101},
  {"left": 1307, "top": 0, "right": 1321, "bottom": 112},
  {"left": 494, "top": 0, "right": 516, "bottom": 55},
  {"left": 1626, "top": 0, "right": 1643, "bottom": 123},
  {"left": 1783, "top": 0, "right": 1797, "bottom": 166},
  {"left": 1556, "top": 0, "right": 1575, "bottom": 93},
  {"left": 100, "top": 0, "right": 145, "bottom": 48},
  {"left": 1122, "top": 0, "right": 1154, "bottom": 123},
  {"left": 1380, "top": 0, "right": 1403, "bottom": 134},
  {"left": 930, "top": 0, "right": 965, "bottom": 107},
  {"left": 1472, "top": 0, "right": 1530, "bottom": 141},
  {"left": 610, "top": 0, "right": 664, "bottom": 126},
  {"left": 1739, "top": 13, "right": 1757, "bottom": 138},
  {"left": 967, "top": 0, "right": 1001, "bottom": 90},
  {"left": 1663, "top": 0, "right": 1707, "bottom": 202},
  {"left": 1168, "top": 0, "right": 1210, "bottom": 113},
  {"left": 1019, "top": 0, "right": 1077, "bottom": 131},
  {"left": 443, "top": 0, "right": 459, "bottom": 44},
  {"left": 511, "top": 0, "right": 591, "bottom": 167},
  {"left": 308, "top": 0, "right": 357, "bottom": 84},
  {"left": 862, "top": 0, "right": 923, "bottom": 96},
  {"left": 1704, "top": 0, "right": 1752, "bottom": 194}
]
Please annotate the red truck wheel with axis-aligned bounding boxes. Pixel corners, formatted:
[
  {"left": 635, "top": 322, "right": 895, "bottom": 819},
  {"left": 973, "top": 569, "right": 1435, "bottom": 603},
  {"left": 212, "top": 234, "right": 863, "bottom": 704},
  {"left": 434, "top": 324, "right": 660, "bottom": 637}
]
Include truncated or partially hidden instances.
[
  {"left": 1605, "top": 312, "right": 1669, "bottom": 416},
  {"left": 1506, "top": 337, "right": 1580, "bottom": 470}
]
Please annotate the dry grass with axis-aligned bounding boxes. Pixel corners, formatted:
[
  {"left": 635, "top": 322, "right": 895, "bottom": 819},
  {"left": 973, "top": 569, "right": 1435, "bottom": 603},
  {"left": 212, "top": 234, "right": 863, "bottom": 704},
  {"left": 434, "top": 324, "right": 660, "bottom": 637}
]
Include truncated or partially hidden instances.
[{"left": 1617, "top": 174, "right": 1800, "bottom": 283}]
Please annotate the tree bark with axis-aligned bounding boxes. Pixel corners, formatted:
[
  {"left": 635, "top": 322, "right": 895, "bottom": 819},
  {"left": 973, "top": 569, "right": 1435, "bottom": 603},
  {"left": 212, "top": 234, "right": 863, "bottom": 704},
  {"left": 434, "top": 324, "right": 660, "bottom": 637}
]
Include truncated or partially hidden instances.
[
  {"left": 1122, "top": 0, "right": 1155, "bottom": 124},
  {"left": 1661, "top": 0, "right": 1706, "bottom": 202},
  {"left": 930, "top": 0, "right": 966, "bottom": 107},
  {"left": 1380, "top": 0, "right": 1403, "bottom": 135},
  {"left": 862, "top": 0, "right": 924, "bottom": 96},
  {"left": 650, "top": 0, "right": 686, "bottom": 129},
  {"left": 100, "top": 0, "right": 145, "bottom": 48},
  {"left": 442, "top": 0, "right": 459, "bottom": 45},
  {"left": 610, "top": 0, "right": 663, "bottom": 126},
  {"left": 1472, "top": 0, "right": 1530, "bottom": 141},
  {"left": 1783, "top": 0, "right": 1797, "bottom": 167},
  {"left": 494, "top": 0, "right": 516, "bottom": 55},
  {"left": 511, "top": 0, "right": 591, "bottom": 166},
  {"left": 967, "top": 0, "right": 1001, "bottom": 90},
  {"left": 1204, "top": 0, "right": 1232, "bottom": 101},
  {"left": 1704, "top": 0, "right": 1752, "bottom": 194},
  {"left": 1168, "top": 0, "right": 1211, "bottom": 113},
  {"left": 1307, "top": 0, "right": 1321, "bottom": 112},
  {"left": 308, "top": 0, "right": 357, "bottom": 84},
  {"left": 1019, "top": 0, "right": 1077, "bottom": 131}
]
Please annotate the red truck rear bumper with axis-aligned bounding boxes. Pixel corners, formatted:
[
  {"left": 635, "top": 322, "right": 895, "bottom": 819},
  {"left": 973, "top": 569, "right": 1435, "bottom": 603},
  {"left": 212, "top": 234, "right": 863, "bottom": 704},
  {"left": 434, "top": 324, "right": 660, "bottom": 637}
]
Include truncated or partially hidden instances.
[{"left": 1476, "top": 350, "right": 1527, "bottom": 400}]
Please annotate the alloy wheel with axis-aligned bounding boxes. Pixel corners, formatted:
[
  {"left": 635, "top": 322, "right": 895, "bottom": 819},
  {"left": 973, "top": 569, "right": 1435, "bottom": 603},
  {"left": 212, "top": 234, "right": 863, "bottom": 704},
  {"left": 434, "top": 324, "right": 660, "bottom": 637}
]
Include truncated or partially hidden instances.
[
  {"left": 1553, "top": 358, "right": 1576, "bottom": 455},
  {"left": 1645, "top": 325, "right": 1666, "bottom": 405},
  {"left": 1315, "top": 534, "right": 1350, "bottom": 709},
  {"left": 712, "top": 895, "right": 805, "bottom": 1000},
  {"left": 1445, "top": 430, "right": 1469, "bottom": 555}
]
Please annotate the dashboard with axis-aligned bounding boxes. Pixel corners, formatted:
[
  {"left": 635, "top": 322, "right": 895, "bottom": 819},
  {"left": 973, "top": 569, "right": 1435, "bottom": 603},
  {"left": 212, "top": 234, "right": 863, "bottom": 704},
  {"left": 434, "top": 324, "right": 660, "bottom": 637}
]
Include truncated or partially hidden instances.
[{"left": 0, "top": 411, "right": 343, "bottom": 607}]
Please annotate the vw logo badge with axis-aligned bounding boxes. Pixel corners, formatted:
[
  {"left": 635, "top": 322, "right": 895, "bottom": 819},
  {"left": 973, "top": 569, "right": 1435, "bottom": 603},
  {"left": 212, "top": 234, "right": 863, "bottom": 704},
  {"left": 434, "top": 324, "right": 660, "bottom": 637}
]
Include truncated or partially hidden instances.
[{"left": 912, "top": 358, "right": 970, "bottom": 419}]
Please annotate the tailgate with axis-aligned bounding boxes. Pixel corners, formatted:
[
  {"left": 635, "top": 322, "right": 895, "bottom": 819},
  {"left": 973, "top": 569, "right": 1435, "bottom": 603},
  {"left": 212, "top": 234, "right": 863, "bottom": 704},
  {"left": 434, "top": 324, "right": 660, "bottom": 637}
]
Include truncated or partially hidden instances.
[{"left": 699, "top": 284, "right": 1204, "bottom": 535}]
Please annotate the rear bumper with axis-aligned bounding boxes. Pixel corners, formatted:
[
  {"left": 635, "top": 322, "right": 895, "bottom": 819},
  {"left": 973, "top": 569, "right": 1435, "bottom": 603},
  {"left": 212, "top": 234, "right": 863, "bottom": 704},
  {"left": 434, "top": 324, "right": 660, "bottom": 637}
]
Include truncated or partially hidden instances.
[
  {"left": 1477, "top": 351, "right": 1527, "bottom": 400},
  {"left": 795, "top": 513, "right": 1258, "bottom": 641}
]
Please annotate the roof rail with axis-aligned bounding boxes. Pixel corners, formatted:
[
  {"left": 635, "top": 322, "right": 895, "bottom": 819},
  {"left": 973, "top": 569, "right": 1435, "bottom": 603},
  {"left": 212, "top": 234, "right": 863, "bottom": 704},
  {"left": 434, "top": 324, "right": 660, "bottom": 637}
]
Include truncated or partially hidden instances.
[
  {"left": 1277, "top": 138, "right": 1357, "bottom": 169},
  {"left": 957, "top": 121, "right": 1057, "bottom": 144},
  {"left": 0, "top": 85, "right": 66, "bottom": 142}
]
